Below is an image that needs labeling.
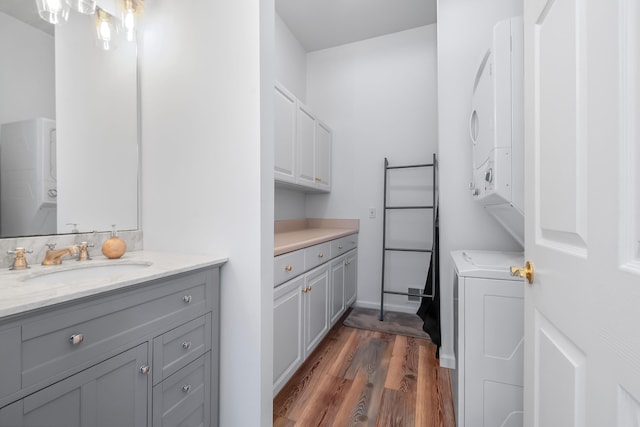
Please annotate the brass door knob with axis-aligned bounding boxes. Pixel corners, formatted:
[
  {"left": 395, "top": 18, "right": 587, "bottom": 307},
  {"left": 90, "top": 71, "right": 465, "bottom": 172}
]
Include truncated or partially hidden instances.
[{"left": 510, "top": 261, "right": 535, "bottom": 284}]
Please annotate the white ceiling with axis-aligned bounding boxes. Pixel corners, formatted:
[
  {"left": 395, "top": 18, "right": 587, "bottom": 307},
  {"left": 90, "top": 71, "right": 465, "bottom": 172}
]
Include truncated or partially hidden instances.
[
  {"left": 1, "top": 0, "right": 437, "bottom": 51},
  {"left": 275, "top": 0, "right": 437, "bottom": 52},
  {"left": 0, "top": 0, "right": 53, "bottom": 35}
]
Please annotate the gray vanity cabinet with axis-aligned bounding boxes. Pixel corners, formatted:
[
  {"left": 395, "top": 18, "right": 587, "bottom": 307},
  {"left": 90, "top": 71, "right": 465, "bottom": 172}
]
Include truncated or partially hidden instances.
[{"left": 0, "top": 266, "right": 221, "bottom": 427}]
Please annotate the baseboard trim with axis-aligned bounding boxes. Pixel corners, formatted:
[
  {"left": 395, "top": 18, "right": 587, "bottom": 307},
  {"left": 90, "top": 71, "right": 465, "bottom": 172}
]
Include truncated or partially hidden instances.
[
  {"left": 354, "top": 300, "right": 420, "bottom": 315},
  {"left": 439, "top": 353, "right": 456, "bottom": 369}
]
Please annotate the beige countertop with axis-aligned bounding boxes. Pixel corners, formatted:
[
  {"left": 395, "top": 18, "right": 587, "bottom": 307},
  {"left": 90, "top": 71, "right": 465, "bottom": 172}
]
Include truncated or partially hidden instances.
[
  {"left": 0, "top": 251, "right": 228, "bottom": 319},
  {"left": 274, "top": 218, "right": 359, "bottom": 256}
]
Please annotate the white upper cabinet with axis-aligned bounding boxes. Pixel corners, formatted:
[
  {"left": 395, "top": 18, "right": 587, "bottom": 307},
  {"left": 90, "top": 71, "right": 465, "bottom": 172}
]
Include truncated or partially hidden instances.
[
  {"left": 274, "top": 82, "right": 332, "bottom": 193},
  {"left": 314, "top": 120, "right": 332, "bottom": 191},
  {"left": 296, "top": 103, "right": 316, "bottom": 187},
  {"left": 274, "top": 84, "right": 297, "bottom": 184}
]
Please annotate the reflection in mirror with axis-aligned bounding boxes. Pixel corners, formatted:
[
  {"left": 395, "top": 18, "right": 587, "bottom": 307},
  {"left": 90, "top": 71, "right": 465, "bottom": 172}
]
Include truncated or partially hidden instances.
[{"left": 0, "top": 1, "right": 139, "bottom": 239}]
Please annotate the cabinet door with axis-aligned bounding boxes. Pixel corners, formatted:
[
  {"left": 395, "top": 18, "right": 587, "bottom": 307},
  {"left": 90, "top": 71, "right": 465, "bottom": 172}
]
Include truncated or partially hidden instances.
[
  {"left": 274, "top": 84, "right": 297, "bottom": 183},
  {"left": 0, "top": 343, "right": 148, "bottom": 427},
  {"left": 465, "top": 277, "right": 524, "bottom": 425},
  {"left": 315, "top": 121, "right": 332, "bottom": 192},
  {"left": 297, "top": 103, "right": 316, "bottom": 187},
  {"left": 304, "top": 265, "right": 329, "bottom": 355},
  {"left": 344, "top": 250, "right": 358, "bottom": 307},
  {"left": 273, "top": 276, "right": 304, "bottom": 395},
  {"left": 329, "top": 257, "right": 345, "bottom": 326}
]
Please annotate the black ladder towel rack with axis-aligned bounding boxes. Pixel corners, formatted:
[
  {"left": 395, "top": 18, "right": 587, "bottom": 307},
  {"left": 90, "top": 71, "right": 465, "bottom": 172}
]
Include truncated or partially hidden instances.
[{"left": 379, "top": 153, "right": 438, "bottom": 321}]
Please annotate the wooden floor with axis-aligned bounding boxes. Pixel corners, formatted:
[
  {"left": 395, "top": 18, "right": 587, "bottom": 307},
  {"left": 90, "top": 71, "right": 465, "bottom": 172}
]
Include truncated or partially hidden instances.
[{"left": 273, "top": 319, "right": 456, "bottom": 427}]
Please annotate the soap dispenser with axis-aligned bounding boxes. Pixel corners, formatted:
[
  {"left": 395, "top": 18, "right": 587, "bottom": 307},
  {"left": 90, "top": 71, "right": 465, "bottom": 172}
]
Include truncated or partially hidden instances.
[{"left": 102, "top": 225, "right": 127, "bottom": 259}]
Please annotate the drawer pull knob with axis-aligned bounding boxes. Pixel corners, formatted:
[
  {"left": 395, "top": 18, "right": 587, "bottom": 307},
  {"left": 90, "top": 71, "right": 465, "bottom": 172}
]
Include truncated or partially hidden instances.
[
  {"left": 69, "top": 334, "right": 84, "bottom": 345},
  {"left": 338, "top": 245, "right": 343, "bottom": 249},
  {"left": 182, "top": 384, "right": 191, "bottom": 393},
  {"left": 318, "top": 252, "right": 324, "bottom": 258},
  {"left": 182, "top": 341, "right": 192, "bottom": 350},
  {"left": 139, "top": 365, "right": 151, "bottom": 375},
  {"left": 182, "top": 295, "right": 192, "bottom": 304},
  {"left": 285, "top": 265, "right": 292, "bottom": 272}
]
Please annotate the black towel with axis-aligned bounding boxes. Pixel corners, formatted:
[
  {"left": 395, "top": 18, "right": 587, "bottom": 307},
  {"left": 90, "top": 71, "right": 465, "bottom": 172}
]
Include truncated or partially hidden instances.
[{"left": 416, "top": 208, "right": 440, "bottom": 357}]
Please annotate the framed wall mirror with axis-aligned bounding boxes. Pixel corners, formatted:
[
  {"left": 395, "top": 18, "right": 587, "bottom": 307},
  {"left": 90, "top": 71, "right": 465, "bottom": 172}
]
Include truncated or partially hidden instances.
[{"left": 0, "top": 0, "right": 139, "bottom": 239}]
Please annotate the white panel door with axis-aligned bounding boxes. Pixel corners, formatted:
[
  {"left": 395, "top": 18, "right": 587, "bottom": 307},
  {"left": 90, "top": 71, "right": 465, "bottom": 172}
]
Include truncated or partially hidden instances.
[
  {"left": 344, "top": 250, "right": 358, "bottom": 307},
  {"left": 330, "top": 256, "right": 345, "bottom": 326},
  {"left": 273, "top": 275, "right": 304, "bottom": 395},
  {"left": 274, "top": 84, "right": 297, "bottom": 183},
  {"left": 523, "top": 0, "right": 640, "bottom": 426},
  {"left": 297, "top": 103, "right": 316, "bottom": 187},
  {"left": 315, "top": 120, "right": 332, "bottom": 191},
  {"left": 304, "top": 265, "right": 329, "bottom": 356}
]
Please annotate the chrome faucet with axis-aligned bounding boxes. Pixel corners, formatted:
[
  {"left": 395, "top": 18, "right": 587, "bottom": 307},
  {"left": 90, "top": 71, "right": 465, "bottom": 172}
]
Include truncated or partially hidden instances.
[{"left": 41, "top": 244, "right": 78, "bottom": 266}]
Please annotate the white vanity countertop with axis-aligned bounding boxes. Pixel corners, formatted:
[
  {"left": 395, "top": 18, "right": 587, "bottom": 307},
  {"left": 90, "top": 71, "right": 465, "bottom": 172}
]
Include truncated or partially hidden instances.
[{"left": 0, "top": 251, "right": 228, "bottom": 319}]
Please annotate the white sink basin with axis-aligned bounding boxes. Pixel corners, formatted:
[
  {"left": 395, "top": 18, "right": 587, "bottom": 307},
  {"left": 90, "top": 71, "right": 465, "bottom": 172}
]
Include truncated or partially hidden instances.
[{"left": 22, "top": 262, "right": 153, "bottom": 284}]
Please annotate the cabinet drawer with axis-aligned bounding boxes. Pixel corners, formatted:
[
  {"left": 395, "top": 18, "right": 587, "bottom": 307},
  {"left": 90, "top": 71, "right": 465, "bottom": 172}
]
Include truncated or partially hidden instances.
[
  {"left": 330, "top": 234, "right": 358, "bottom": 257},
  {"left": 153, "top": 314, "right": 211, "bottom": 385},
  {"left": 274, "top": 250, "right": 305, "bottom": 286},
  {"left": 153, "top": 353, "right": 211, "bottom": 427},
  {"left": 304, "top": 242, "right": 331, "bottom": 271},
  {"left": 21, "top": 271, "right": 209, "bottom": 389}
]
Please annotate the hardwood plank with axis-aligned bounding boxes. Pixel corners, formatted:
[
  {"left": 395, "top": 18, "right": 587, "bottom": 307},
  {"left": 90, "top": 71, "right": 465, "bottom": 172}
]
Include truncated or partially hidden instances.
[
  {"left": 436, "top": 363, "right": 456, "bottom": 426},
  {"left": 401, "top": 337, "right": 421, "bottom": 393},
  {"left": 273, "top": 416, "right": 296, "bottom": 427},
  {"left": 375, "top": 388, "right": 416, "bottom": 427},
  {"left": 385, "top": 335, "right": 407, "bottom": 390},
  {"left": 416, "top": 343, "right": 437, "bottom": 426},
  {"left": 332, "top": 369, "right": 370, "bottom": 426},
  {"left": 295, "top": 374, "right": 352, "bottom": 426},
  {"left": 327, "top": 328, "right": 359, "bottom": 378},
  {"left": 363, "top": 334, "right": 394, "bottom": 423}
]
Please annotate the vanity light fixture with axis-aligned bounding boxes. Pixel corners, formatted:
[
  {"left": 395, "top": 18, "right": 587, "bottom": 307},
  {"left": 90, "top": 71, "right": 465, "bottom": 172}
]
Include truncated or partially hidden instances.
[
  {"left": 66, "top": 0, "right": 96, "bottom": 15},
  {"left": 95, "top": 7, "right": 117, "bottom": 51},
  {"left": 35, "top": 0, "right": 143, "bottom": 50},
  {"left": 35, "top": 0, "right": 70, "bottom": 25}
]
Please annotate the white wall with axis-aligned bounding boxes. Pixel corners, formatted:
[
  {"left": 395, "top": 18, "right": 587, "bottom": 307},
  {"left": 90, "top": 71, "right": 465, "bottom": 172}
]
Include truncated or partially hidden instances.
[
  {"left": 274, "top": 187, "right": 306, "bottom": 220},
  {"left": 437, "top": 0, "right": 523, "bottom": 367},
  {"left": 275, "top": 13, "right": 307, "bottom": 102},
  {"left": 0, "top": 12, "right": 54, "bottom": 126},
  {"left": 305, "top": 25, "right": 439, "bottom": 313},
  {"left": 140, "top": 0, "right": 274, "bottom": 425}
]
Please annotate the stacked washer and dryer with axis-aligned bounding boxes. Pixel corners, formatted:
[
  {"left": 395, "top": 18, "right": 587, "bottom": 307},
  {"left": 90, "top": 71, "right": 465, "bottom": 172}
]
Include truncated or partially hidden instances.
[{"left": 452, "top": 17, "right": 525, "bottom": 427}]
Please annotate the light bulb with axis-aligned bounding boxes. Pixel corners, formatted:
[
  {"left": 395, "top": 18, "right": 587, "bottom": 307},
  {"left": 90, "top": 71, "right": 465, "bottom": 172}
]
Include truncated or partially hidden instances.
[
  {"left": 123, "top": 9, "right": 136, "bottom": 42},
  {"left": 35, "top": 0, "right": 70, "bottom": 24},
  {"left": 99, "top": 21, "right": 111, "bottom": 40},
  {"left": 120, "top": 0, "right": 137, "bottom": 42},
  {"left": 95, "top": 8, "right": 117, "bottom": 50}
]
